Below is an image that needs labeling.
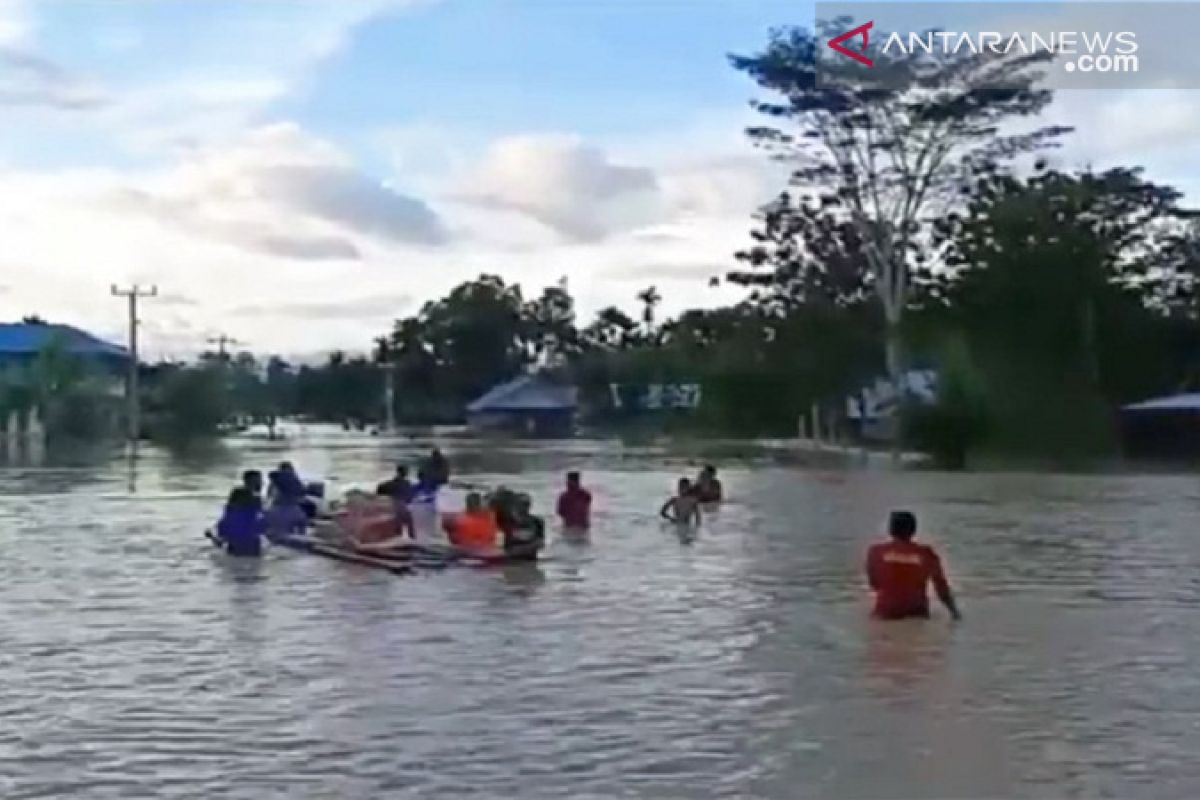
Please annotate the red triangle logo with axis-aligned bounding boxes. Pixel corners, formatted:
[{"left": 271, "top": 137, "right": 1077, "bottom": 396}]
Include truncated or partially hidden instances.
[{"left": 828, "top": 20, "right": 875, "bottom": 67}]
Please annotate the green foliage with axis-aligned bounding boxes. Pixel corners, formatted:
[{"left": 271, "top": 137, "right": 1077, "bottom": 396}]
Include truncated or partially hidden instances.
[
  {"left": 146, "top": 363, "right": 230, "bottom": 440},
  {"left": 729, "top": 19, "right": 1070, "bottom": 401},
  {"left": 0, "top": 335, "right": 119, "bottom": 442},
  {"left": 295, "top": 352, "right": 381, "bottom": 424},
  {"left": 921, "top": 167, "right": 1200, "bottom": 459}
]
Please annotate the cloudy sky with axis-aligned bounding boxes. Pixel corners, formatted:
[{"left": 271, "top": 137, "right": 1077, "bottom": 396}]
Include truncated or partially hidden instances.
[{"left": 0, "top": 0, "right": 1196, "bottom": 358}]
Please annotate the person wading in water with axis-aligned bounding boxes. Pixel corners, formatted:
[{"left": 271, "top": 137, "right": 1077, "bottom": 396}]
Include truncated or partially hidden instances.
[{"left": 865, "top": 511, "right": 961, "bottom": 621}]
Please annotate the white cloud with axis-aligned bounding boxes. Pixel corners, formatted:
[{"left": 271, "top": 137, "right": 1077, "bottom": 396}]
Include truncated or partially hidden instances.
[
  {"left": 447, "top": 126, "right": 781, "bottom": 248},
  {"left": 112, "top": 123, "right": 447, "bottom": 257},
  {"left": 231, "top": 292, "right": 413, "bottom": 321},
  {"left": 462, "top": 134, "right": 661, "bottom": 242},
  {"left": 0, "top": 0, "right": 30, "bottom": 47}
]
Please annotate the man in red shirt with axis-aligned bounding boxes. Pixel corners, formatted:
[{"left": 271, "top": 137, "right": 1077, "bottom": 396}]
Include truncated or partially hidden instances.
[
  {"left": 866, "top": 511, "right": 961, "bottom": 621},
  {"left": 556, "top": 471, "right": 592, "bottom": 530}
]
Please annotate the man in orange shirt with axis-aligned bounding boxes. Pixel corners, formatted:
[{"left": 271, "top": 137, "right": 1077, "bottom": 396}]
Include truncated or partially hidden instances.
[
  {"left": 443, "top": 492, "right": 499, "bottom": 553},
  {"left": 866, "top": 511, "right": 961, "bottom": 621}
]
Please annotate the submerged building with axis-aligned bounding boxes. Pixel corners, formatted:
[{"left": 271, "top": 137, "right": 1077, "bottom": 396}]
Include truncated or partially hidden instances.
[
  {"left": 0, "top": 320, "right": 130, "bottom": 442},
  {"left": 0, "top": 321, "right": 129, "bottom": 368},
  {"left": 1119, "top": 393, "right": 1200, "bottom": 460},
  {"left": 466, "top": 374, "right": 577, "bottom": 437}
]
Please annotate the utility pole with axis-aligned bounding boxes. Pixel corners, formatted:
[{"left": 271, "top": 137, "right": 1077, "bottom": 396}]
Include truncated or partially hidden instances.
[
  {"left": 207, "top": 333, "right": 241, "bottom": 360},
  {"left": 111, "top": 284, "right": 157, "bottom": 442},
  {"left": 383, "top": 365, "right": 396, "bottom": 432}
]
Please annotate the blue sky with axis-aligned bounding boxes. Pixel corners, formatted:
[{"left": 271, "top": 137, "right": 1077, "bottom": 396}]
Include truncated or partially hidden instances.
[
  {"left": 1, "top": 0, "right": 1197, "bottom": 357},
  {"left": 13, "top": 0, "right": 803, "bottom": 169},
  {"left": 0, "top": 0, "right": 810, "bottom": 355}
]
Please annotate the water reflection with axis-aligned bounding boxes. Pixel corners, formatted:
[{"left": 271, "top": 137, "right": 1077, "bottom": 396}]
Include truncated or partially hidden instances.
[{"left": 498, "top": 564, "right": 547, "bottom": 596}]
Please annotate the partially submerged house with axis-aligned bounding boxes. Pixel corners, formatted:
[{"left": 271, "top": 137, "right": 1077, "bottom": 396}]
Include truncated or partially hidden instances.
[
  {"left": 1119, "top": 393, "right": 1200, "bottom": 460},
  {"left": 0, "top": 321, "right": 129, "bottom": 369},
  {"left": 0, "top": 321, "right": 130, "bottom": 441},
  {"left": 467, "top": 374, "right": 577, "bottom": 437}
]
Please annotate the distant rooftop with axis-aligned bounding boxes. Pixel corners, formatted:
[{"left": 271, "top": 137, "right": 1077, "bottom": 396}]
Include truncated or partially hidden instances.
[
  {"left": 1122, "top": 393, "right": 1200, "bottom": 412},
  {"left": 468, "top": 374, "right": 577, "bottom": 413},
  {"left": 0, "top": 322, "right": 129, "bottom": 361}
]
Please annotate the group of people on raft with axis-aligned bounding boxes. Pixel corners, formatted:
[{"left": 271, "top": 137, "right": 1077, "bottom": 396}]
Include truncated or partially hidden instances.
[
  {"left": 211, "top": 454, "right": 957, "bottom": 620},
  {"left": 213, "top": 457, "right": 726, "bottom": 559},
  {"left": 211, "top": 449, "right": 598, "bottom": 564}
]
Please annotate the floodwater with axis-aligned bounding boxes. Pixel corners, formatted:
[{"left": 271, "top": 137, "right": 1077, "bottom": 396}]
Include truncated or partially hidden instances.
[{"left": 2, "top": 429, "right": 1199, "bottom": 799}]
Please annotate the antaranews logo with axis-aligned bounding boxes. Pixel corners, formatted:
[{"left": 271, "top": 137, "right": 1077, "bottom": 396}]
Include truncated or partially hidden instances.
[
  {"left": 828, "top": 20, "right": 875, "bottom": 66},
  {"left": 825, "top": 18, "right": 1138, "bottom": 75}
]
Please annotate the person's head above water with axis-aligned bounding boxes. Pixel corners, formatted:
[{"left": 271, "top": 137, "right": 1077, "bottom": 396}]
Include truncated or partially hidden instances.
[
  {"left": 395, "top": 464, "right": 408, "bottom": 478},
  {"left": 242, "top": 470, "right": 263, "bottom": 492},
  {"left": 465, "top": 492, "right": 484, "bottom": 512},
  {"left": 889, "top": 510, "right": 918, "bottom": 541},
  {"left": 227, "top": 486, "right": 257, "bottom": 510},
  {"left": 678, "top": 478, "right": 692, "bottom": 494},
  {"left": 701, "top": 465, "right": 717, "bottom": 479},
  {"left": 566, "top": 470, "right": 581, "bottom": 489}
]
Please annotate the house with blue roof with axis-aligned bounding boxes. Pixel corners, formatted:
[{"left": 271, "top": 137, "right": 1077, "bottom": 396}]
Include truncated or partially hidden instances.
[
  {"left": 0, "top": 320, "right": 130, "bottom": 441},
  {"left": 466, "top": 373, "right": 577, "bottom": 437},
  {"left": 0, "top": 321, "right": 129, "bottom": 368}
]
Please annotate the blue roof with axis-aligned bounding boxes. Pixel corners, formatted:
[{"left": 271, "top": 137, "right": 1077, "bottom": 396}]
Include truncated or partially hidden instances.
[
  {"left": 0, "top": 323, "right": 129, "bottom": 361},
  {"left": 1122, "top": 393, "right": 1200, "bottom": 412},
  {"left": 468, "top": 374, "right": 577, "bottom": 413}
]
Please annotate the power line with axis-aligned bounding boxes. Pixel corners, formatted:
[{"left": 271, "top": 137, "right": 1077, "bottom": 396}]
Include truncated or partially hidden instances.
[{"left": 111, "top": 284, "right": 157, "bottom": 442}]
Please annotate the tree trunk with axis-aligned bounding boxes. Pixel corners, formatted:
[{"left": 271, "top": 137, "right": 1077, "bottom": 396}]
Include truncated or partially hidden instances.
[
  {"left": 884, "top": 308, "right": 905, "bottom": 462},
  {"left": 860, "top": 216, "right": 907, "bottom": 463}
]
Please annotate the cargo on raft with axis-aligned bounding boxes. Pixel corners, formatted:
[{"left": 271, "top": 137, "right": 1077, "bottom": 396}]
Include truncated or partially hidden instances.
[{"left": 208, "top": 529, "right": 539, "bottom": 575}]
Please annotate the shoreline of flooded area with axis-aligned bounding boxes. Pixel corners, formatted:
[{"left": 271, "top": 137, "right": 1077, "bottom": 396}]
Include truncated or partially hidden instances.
[{"left": 2, "top": 432, "right": 1199, "bottom": 798}]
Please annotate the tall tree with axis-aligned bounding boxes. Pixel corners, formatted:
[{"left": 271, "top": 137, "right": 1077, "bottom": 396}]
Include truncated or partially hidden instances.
[
  {"left": 927, "top": 167, "right": 1200, "bottom": 454},
  {"left": 524, "top": 281, "right": 579, "bottom": 364},
  {"left": 583, "top": 306, "right": 640, "bottom": 351},
  {"left": 731, "top": 19, "right": 1070, "bottom": 416}
]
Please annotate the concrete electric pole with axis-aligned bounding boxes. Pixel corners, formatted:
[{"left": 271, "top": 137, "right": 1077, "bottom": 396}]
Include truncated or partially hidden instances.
[{"left": 111, "top": 284, "right": 157, "bottom": 442}]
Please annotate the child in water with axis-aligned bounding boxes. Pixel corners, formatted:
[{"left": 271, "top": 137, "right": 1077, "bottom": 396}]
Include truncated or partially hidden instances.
[{"left": 660, "top": 478, "right": 702, "bottom": 527}]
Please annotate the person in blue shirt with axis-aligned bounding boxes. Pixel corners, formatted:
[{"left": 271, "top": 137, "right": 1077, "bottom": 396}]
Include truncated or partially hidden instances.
[
  {"left": 270, "top": 462, "right": 306, "bottom": 504},
  {"left": 216, "top": 487, "right": 267, "bottom": 557},
  {"left": 266, "top": 464, "right": 309, "bottom": 534}
]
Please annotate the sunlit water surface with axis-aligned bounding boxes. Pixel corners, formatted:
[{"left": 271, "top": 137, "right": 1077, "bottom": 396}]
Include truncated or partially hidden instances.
[{"left": 2, "top": 429, "right": 1199, "bottom": 799}]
